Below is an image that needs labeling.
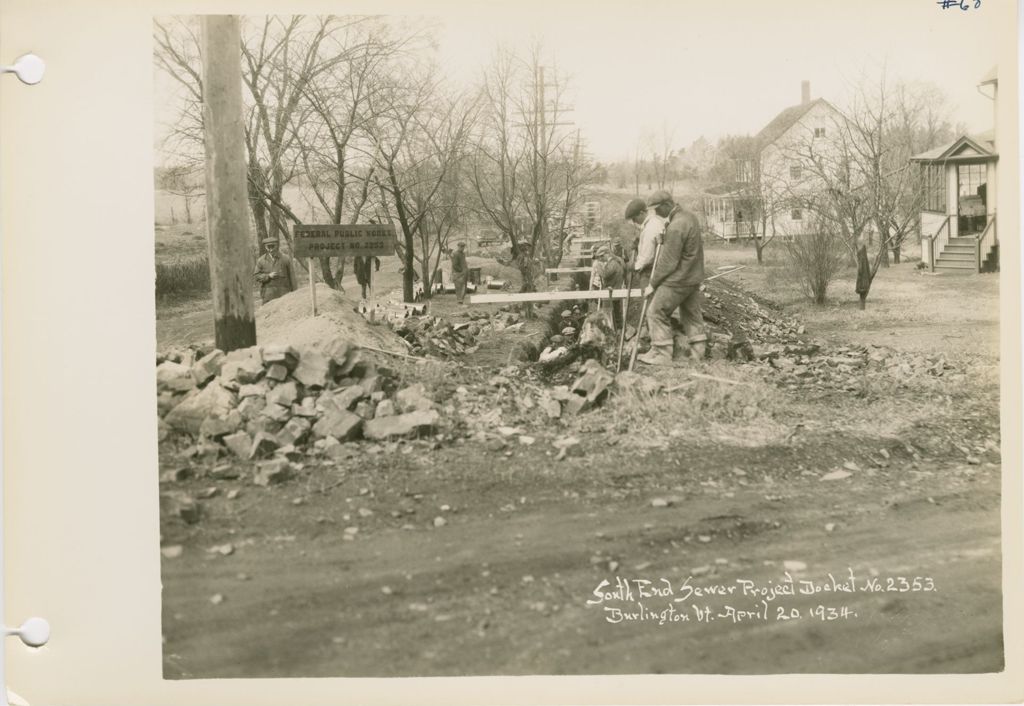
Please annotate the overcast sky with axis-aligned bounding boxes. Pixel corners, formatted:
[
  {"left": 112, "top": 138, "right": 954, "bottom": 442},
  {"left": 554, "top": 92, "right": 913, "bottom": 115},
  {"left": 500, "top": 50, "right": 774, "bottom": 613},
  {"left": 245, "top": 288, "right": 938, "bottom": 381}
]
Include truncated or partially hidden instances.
[
  {"left": 432, "top": 0, "right": 1000, "bottom": 161},
  {"left": 154, "top": 1, "right": 1002, "bottom": 164}
]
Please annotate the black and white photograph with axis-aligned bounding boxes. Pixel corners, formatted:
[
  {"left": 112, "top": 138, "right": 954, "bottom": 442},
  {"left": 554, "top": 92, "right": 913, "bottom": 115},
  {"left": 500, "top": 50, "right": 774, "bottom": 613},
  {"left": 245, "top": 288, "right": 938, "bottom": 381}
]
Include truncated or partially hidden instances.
[{"left": 153, "top": 2, "right": 1011, "bottom": 680}]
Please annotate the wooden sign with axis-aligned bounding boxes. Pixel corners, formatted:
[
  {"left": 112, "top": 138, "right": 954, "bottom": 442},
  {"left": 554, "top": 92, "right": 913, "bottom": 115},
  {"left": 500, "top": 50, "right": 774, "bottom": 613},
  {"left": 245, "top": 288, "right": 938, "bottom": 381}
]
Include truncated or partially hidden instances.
[{"left": 292, "top": 224, "right": 397, "bottom": 258}]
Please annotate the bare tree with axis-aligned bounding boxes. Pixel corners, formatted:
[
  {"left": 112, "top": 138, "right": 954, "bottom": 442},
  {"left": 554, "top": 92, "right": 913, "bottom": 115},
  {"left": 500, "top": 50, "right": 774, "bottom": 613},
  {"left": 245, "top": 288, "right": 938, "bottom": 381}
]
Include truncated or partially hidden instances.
[
  {"left": 468, "top": 45, "right": 594, "bottom": 299},
  {"left": 156, "top": 164, "right": 204, "bottom": 224},
  {"left": 367, "top": 62, "right": 479, "bottom": 302}
]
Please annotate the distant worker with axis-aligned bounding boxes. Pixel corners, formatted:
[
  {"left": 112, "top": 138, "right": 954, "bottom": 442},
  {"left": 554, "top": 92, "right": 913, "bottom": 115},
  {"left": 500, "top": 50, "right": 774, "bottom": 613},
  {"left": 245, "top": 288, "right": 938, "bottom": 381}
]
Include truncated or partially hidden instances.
[
  {"left": 353, "top": 255, "right": 381, "bottom": 300},
  {"left": 637, "top": 190, "right": 707, "bottom": 366},
  {"left": 591, "top": 244, "right": 627, "bottom": 330},
  {"left": 625, "top": 197, "right": 667, "bottom": 289},
  {"left": 253, "top": 237, "right": 296, "bottom": 304},
  {"left": 451, "top": 241, "right": 469, "bottom": 305}
]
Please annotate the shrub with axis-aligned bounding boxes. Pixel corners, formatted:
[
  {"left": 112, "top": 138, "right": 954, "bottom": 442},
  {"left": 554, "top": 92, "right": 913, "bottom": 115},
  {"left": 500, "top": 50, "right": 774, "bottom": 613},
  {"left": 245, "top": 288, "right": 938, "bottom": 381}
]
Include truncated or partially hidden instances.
[
  {"left": 156, "top": 255, "right": 210, "bottom": 299},
  {"left": 784, "top": 228, "right": 845, "bottom": 305}
]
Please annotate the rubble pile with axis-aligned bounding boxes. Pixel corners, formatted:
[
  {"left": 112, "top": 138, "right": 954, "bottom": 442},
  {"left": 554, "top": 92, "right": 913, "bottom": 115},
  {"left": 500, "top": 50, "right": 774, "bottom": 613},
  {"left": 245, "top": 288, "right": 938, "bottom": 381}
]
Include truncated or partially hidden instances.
[
  {"left": 394, "top": 316, "right": 481, "bottom": 358},
  {"left": 750, "top": 343, "right": 960, "bottom": 393},
  {"left": 157, "top": 340, "right": 444, "bottom": 474}
]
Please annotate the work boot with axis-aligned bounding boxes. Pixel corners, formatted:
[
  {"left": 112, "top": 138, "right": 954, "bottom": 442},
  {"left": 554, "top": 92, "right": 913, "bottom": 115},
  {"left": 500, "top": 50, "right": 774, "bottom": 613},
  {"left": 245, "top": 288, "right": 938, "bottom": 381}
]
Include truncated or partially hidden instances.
[
  {"left": 673, "top": 333, "right": 691, "bottom": 361},
  {"left": 689, "top": 337, "right": 707, "bottom": 361},
  {"left": 637, "top": 344, "right": 674, "bottom": 366}
]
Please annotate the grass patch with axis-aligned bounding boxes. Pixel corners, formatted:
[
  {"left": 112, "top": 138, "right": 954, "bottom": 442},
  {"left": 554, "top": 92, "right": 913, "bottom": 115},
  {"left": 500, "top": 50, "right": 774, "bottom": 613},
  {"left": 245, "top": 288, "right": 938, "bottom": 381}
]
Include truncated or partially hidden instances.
[{"left": 156, "top": 255, "right": 211, "bottom": 300}]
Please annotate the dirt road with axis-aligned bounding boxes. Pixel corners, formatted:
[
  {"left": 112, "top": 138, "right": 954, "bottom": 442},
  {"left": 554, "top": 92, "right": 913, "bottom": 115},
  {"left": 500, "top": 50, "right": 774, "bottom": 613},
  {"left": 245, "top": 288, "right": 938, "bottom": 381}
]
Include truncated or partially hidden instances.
[{"left": 158, "top": 260, "right": 1003, "bottom": 677}]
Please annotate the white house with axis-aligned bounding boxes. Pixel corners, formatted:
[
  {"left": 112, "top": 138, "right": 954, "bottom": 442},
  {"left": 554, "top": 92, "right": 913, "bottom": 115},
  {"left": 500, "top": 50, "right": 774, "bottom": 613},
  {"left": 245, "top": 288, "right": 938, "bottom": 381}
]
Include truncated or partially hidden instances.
[
  {"left": 910, "top": 68, "right": 998, "bottom": 273},
  {"left": 703, "top": 82, "right": 846, "bottom": 241}
]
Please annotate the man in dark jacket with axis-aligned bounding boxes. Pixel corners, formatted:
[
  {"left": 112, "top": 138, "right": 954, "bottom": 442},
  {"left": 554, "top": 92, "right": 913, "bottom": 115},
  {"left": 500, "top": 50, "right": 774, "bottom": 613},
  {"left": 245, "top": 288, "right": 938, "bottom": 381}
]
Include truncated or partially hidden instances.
[
  {"left": 253, "top": 237, "right": 297, "bottom": 304},
  {"left": 451, "top": 241, "right": 468, "bottom": 304},
  {"left": 637, "top": 190, "right": 707, "bottom": 365}
]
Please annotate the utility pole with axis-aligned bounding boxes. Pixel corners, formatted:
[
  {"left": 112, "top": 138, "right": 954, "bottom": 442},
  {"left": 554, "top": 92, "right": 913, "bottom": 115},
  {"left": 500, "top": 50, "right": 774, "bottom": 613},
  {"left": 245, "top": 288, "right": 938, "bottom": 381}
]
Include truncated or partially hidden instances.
[{"left": 200, "top": 15, "right": 257, "bottom": 352}]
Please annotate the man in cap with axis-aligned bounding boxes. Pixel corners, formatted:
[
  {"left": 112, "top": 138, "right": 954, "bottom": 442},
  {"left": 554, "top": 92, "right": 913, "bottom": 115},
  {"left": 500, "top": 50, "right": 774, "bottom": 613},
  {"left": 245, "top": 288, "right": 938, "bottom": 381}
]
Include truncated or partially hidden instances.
[
  {"left": 590, "top": 243, "right": 627, "bottom": 329},
  {"left": 637, "top": 191, "right": 707, "bottom": 365},
  {"left": 451, "top": 241, "right": 469, "bottom": 305},
  {"left": 625, "top": 196, "right": 667, "bottom": 289},
  {"left": 253, "top": 237, "right": 297, "bottom": 304}
]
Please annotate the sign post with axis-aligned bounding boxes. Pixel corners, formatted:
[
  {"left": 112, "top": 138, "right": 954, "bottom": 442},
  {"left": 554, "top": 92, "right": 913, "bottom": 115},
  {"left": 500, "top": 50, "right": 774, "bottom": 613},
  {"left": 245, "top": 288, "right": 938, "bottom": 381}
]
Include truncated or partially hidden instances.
[
  {"left": 292, "top": 224, "right": 397, "bottom": 317},
  {"left": 308, "top": 259, "right": 317, "bottom": 316}
]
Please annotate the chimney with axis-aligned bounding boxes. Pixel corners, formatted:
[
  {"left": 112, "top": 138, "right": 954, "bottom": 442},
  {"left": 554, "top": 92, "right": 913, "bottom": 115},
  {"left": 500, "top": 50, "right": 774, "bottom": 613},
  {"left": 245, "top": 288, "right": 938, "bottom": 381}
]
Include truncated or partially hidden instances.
[{"left": 801, "top": 80, "right": 811, "bottom": 105}]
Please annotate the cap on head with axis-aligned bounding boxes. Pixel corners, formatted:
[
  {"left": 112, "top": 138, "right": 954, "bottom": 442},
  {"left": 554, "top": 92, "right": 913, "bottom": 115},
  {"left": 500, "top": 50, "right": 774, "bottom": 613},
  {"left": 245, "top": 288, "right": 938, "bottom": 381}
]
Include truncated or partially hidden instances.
[
  {"left": 646, "top": 189, "right": 673, "bottom": 208},
  {"left": 624, "top": 198, "right": 647, "bottom": 220},
  {"left": 593, "top": 244, "right": 610, "bottom": 258}
]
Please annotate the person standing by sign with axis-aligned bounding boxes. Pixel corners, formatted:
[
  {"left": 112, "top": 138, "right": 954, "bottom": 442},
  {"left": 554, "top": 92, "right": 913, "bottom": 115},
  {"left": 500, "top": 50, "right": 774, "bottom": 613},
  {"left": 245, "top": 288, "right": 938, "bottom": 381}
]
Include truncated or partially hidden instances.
[
  {"left": 253, "top": 237, "right": 297, "bottom": 304},
  {"left": 353, "top": 255, "right": 380, "bottom": 300},
  {"left": 451, "top": 241, "right": 468, "bottom": 305}
]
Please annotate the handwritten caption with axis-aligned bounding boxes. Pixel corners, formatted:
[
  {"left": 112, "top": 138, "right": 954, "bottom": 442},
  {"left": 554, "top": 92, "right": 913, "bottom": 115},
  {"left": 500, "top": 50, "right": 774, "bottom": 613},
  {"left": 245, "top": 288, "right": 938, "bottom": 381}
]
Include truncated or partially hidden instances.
[
  {"left": 936, "top": 0, "right": 981, "bottom": 10},
  {"left": 586, "top": 569, "right": 936, "bottom": 626}
]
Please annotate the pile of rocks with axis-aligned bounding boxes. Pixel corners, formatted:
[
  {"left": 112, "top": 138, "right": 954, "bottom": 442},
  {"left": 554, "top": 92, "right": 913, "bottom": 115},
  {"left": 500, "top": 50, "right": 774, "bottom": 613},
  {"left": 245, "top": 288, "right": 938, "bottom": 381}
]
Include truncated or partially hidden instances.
[
  {"left": 750, "top": 343, "right": 958, "bottom": 393},
  {"left": 157, "top": 341, "right": 442, "bottom": 471},
  {"left": 395, "top": 316, "right": 480, "bottom": 358}
]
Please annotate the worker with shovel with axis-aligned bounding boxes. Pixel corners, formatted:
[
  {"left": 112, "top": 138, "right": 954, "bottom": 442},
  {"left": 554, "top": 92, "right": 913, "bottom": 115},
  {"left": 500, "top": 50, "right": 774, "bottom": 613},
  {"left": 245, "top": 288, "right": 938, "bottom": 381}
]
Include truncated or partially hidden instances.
[{"left": 637, "top": 190, "right": 707, "bottom": 366}]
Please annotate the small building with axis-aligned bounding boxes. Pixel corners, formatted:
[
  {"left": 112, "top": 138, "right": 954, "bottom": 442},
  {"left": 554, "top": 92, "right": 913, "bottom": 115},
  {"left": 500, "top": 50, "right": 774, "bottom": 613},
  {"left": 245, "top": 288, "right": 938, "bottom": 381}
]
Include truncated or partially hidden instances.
[
  {"left": 703, "top": 183, "right": 760, "bottom": 241},
  {"left": 910, "top": 68, "right": 998, "bottom": 273}
]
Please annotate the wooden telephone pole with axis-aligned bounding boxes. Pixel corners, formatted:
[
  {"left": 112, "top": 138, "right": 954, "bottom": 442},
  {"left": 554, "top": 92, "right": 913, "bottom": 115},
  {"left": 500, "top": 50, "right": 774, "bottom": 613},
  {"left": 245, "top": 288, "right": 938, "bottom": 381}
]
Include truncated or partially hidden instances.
[{"left": 200, "top": 15, "right": 257, "bottom": 351}]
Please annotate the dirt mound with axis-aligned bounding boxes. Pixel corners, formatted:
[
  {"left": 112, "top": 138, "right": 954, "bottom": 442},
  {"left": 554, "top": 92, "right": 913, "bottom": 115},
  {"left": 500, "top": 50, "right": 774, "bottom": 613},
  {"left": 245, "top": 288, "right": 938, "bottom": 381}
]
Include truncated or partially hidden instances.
[
  {"left": 257, "top": 284, "right": 407, "bottom": 355},
  {"left": 701, "top": 277, "right": 803, "bottom": 344}
]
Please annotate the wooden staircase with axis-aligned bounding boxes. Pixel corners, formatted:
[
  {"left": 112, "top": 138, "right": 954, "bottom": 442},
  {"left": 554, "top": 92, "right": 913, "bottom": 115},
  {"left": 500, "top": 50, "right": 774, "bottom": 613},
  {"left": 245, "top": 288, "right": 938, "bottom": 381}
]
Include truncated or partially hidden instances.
[{"left": 934, "top": 236, "right": 980, "bottom": 271}]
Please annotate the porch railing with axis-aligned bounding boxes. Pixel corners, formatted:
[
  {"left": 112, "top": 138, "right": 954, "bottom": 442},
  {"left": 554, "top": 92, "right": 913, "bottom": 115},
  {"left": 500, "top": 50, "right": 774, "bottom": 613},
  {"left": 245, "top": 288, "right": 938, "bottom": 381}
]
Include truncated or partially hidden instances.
[
  {"left": 924, "top": 215, "right": 952, "bottom": 273},
  {"left": 975, "top": 214, "right": 997, "bottom": 272}
]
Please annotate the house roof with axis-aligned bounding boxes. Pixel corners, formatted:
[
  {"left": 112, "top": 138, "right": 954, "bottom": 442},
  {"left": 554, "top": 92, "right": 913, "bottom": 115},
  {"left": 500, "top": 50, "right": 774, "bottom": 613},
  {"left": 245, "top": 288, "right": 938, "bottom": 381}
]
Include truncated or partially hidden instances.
[
  {"left": 754, "top": 98, "right": 837, "bottom": 151},
  {"left": 910, "top": 133, "right": 997, "bottom": 162}
]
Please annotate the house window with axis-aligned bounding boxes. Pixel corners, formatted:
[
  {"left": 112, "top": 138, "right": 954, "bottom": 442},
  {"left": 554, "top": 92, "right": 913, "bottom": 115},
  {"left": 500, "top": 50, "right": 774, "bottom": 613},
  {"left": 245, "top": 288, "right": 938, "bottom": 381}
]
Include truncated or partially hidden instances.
[
  {"left": 922, "top": 163, "right": 946, "bottom": 213},
  {"left": 813, "top": 127, "right": 826, "bottom": 138},
  {"left": 791, "top": 209, "right": 803, "bottom": 221},
  {"left": 790, "top": 164, "right": 802, "bottom": 180}
]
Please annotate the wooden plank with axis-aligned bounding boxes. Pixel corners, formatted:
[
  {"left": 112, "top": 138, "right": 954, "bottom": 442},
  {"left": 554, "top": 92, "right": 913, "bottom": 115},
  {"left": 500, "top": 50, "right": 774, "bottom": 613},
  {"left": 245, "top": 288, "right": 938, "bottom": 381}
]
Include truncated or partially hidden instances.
[
  {"left": 545, "top": 267, "right": 592, "bottom": 274},
  {"left": 470, "top": 288, "right": 644, "bottom": 304}
]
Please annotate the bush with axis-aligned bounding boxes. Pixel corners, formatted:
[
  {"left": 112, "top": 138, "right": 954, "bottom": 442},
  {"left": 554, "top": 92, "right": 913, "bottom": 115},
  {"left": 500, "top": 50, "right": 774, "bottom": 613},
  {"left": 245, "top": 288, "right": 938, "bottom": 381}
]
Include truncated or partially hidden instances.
[
  {"left": 784, "top": 228, "right": 845, "bottom": 305},
  {"left": 156, "top": 255, "right": 210, "bottom": 299}
]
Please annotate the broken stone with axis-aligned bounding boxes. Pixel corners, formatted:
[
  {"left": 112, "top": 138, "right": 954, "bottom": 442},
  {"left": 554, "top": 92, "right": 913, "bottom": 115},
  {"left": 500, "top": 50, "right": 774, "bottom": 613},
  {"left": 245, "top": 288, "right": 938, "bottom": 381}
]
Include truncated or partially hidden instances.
[
  {"left": 236, "top": 396, "right": 266, "bottom": 421},
  {"left": 157, "top": 361, "right": 197, "bottom": 394},
  {"left": 374, "top": 399, "right": 397, "bottom": 418},
  {"left": 842, "top": 460, "right": 862, "bottom": 472},
  {"left": 313, "top": 409, "right": 363, "bottom": 442},
  {"left": 210, "top": 594, "right": 225, "bottom": 605},
  {"left": 354, "top": 400, "right": 376, "bottom": 419},
  {"left": 253, "top": 458, "right": 293, "bottom": 486},
  {"left": 539, "top": 397, "right": 561, "bottom": 419},
  {"left": 191, "top": 349, "right": 226, "bottom": 386},
  {"left": 363, "top": 409, "right": 440, "bottom": 440},
  {"left": 261, "top": 403, "right": 292, "bottom": 423},
  {"left": 651, "top": 498, "right": 670, "bottom": 508},
  {"left": 209, "top": 463, "right": 241, "bottom": 480},
  {"left": 266, "top": 381, "right": 299, "bottom": 408},
  {"left": 248, "top": 432, "right": 279, "bottom": 459},
  {"left": 261, "top": 344, "right": 299, "bottom": 370},
  {"left": 157, "top": 391, "right": 180, "bottom": 418},
  {"left": 157, "top": 418, "right": 171, "bottom": 441},
  {"left": 292, "top": 397, "right": 319, "bottom": 418},
  {"left": 220, "top": 347, "right": 264, "bottom": 384},
  {"left": 238, "top": 381, "right": 269, "bottom": 398},
  {"left": 266, "top": 363, "right": 289, "bottom": 382},
  {"left": 396, "top": 384, "right": 434, "bottom": 412},
  {"left": 292, "top": 349, "right": 333, "bottom": 388},
  {"left": 570, "top": 359, "right": 614, "bottom": 407},
  {"left": 562, "top": 395, "right": 586, "bottom": 416},
  {"left": 160, "top": 491, "right": 201, "bottom": 524},
  {"left": 164, "top": 382, "right": 238, "bottom": 436},
  {"left": 276, "top": 417, "right": 312, "bottom": 446},
  {"left": 199, "top": 410, "right": 243, "bottom": 441},
  {"left": 208, "top": 542, "right": 234, "bottom": 556},
  {"left": 433, "top": 516, "right": 447, "bottom": 528}
]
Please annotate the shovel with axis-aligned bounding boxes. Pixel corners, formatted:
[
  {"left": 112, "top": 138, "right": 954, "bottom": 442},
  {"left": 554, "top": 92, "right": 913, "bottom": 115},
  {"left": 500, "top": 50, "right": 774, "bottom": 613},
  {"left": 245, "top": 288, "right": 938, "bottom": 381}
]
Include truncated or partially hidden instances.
[
  {"left": 615, "top": 261, "right": 635, "bottom": 372},
  {"left": 628, "top": 241, "right": 663, "bottom": 372}
]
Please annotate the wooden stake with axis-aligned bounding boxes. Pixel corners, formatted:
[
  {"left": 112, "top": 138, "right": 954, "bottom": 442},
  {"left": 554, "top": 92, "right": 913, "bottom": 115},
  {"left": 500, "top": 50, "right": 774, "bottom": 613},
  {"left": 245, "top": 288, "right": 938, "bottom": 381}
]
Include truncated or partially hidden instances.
[
  {"left": 200, "top": 15, "right": 256, "bottom": 352},
  {"left": 308, "top": 259, "right": 317, "bottom": 316}
]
